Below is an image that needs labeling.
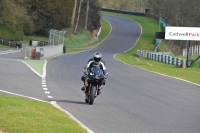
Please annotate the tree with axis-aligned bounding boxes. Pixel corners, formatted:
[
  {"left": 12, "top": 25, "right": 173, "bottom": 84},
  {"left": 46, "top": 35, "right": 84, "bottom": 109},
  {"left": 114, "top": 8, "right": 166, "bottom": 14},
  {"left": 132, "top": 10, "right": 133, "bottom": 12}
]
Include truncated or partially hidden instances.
[
  {"left": 88, "top": 0, "right": 101, "bottom": 30},
  {"left": 98, "top": 0, "right": 142, "bottom": 12},
  {"left": 71, "top": 0, "right": 77, "bottom": 27},
  {"left": 0, "top": 0, "right": 28, "bottom": 27},
  {"left": 73, "top": 0, "right": 101, "bottom": 33},
  {"left": 84, "top": 0, "right": 89, "bottom": 29},
  {"left": 74, "top": 0, "right": 82, "bottom": 33},
  {"left": 26, "top": 0, "right": 74, "bottom": 36}
]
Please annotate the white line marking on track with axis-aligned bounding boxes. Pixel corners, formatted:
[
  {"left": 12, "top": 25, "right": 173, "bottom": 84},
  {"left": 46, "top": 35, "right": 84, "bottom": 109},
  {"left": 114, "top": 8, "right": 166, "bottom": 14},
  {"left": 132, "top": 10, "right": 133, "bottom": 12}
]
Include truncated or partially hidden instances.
[
  {"left": 0, "top": 50, "right": 13, "bottom": 52},
  {"left": 50, "top": 101, "right": 56, "bottom": 104},
  {"left": 43, "top": 88, "right": 48, "bottom": 90},
  {"left": 0, "top": 90, "right": 49, "bottom": 103},
  {"left": 51, "top": 102, "right": 94, "bottom": 133},
  {"left": 42, "top": 61, "right": 47, "bottom": 78},
  {"left": 0, "top": 50, "right": 21, "bottom": 55},
  {"left": 47, "top": 95, "right": 53, "bottom": 98},
  {"left": 42, "top": 85, "right": 47, "bottom": 87},
  {"left": 45, "top": 91, "right": 50, "bottom": 94}
]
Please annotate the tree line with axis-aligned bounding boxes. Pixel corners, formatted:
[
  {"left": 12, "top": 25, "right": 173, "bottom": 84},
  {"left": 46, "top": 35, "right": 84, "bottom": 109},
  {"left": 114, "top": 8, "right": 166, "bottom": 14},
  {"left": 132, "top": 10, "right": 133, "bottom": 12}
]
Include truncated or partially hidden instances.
[
  {"left": 0, "top": 0, "right": 101, "bottom": 39},
  {"left": 99, "top": 0, "right": 143, "bottom": 12},
  {"left": 99, "top": 0, "right": 200, "bottom": 28}
]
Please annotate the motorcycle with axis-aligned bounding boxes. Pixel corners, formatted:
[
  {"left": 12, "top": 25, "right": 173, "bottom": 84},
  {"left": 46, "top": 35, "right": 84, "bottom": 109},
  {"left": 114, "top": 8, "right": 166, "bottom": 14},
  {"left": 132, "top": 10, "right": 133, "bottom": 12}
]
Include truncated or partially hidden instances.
[{"left": 84, "top": 66, "right": 105, "bottom": 105}]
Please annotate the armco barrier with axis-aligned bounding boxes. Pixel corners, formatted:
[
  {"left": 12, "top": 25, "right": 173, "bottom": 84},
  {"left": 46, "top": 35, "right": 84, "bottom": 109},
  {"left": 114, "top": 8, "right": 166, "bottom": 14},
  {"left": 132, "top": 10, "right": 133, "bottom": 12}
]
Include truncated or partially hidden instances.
[
  {"left": 0, "top": 38, "right": 22, "bottom": 48},
  {"left": 101, "top": 8, "right": 146, "bottom": 16},
  {"left": 137, "top": 50, "right": 184, "bottom": 67},
  {"left": 29, "top": 39, "right": 49, "bottom": 46}
]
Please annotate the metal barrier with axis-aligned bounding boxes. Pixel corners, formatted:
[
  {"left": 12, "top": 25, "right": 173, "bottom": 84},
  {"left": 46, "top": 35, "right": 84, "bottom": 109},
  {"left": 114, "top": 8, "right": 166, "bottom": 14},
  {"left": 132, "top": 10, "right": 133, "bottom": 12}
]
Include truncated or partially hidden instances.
[
  {"left": 101, "top": 8, "right": 146, "bottom": 16},
  {"left": 29, "top": 40, "right": 49, "bottom": 46},
  {"left": 137, "top": 50, "right": 184, "bottom": 67},
  {"left": 0, "top": 38, "right": 22, "bottom": 48}
]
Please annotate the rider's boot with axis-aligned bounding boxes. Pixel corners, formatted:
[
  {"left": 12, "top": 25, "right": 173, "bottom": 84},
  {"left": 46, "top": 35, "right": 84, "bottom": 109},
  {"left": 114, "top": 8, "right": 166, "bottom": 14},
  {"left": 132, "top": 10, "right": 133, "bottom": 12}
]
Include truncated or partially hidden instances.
[
  {"left": 81, "top": 85, "right": 85, "bottom": 91},
  {"left": 81, "top": 82, "right": 88, "bottom": 91},
  {"left": 97, "top": 85, "right": 103, "bottom": 95}
]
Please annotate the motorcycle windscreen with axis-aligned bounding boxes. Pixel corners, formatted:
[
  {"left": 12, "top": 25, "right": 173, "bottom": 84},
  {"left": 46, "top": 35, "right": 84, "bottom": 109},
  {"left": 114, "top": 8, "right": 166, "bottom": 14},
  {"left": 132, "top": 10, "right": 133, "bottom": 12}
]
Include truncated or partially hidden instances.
[{"left": 89, "top": 66, "right": 104, "bottom": 79}]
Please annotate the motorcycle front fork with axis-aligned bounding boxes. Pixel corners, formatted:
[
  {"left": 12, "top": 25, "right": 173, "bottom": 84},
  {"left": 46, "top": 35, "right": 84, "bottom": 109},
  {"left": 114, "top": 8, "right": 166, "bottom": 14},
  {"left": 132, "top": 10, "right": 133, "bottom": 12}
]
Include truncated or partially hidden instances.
[{"left": 85, "top": 86, "right": 98, "bottom": 97}]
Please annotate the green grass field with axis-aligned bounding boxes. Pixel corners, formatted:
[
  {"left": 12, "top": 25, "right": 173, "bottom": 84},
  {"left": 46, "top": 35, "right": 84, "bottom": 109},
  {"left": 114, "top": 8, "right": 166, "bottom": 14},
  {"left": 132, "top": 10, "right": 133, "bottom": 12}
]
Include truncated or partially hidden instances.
[{"left": 0, "top": 96, "right": 87, "bottom": 133}]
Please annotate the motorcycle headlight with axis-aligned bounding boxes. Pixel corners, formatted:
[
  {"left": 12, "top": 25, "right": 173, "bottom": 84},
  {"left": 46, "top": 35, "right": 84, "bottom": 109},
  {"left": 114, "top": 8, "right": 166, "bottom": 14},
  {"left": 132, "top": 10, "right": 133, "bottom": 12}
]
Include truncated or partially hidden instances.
[{"left": 90, "top": 72, "right": 94, "bottom": 75}]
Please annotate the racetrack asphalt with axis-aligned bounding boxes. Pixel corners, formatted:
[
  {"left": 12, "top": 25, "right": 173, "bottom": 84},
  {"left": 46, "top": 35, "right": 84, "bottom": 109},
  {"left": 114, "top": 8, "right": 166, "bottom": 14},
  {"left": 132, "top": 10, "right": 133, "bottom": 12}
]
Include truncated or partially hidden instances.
[
  {"left": 1, "top": 14, "right": 200, "bottom": 133},
  {"left": 45, "top": 15, "right": 200, "bottom": 133}
]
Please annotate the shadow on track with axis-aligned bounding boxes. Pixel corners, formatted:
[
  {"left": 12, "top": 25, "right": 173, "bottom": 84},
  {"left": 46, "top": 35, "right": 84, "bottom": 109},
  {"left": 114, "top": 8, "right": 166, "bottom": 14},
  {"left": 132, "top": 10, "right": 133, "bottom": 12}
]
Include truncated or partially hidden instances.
[{"left": 54, "top": 99, "right": 86, "bottom": 105}]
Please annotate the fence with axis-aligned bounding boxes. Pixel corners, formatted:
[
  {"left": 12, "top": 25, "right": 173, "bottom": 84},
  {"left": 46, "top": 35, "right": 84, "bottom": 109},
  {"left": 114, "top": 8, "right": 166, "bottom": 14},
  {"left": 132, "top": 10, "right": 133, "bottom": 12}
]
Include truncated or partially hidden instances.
[
  {"left": 137, "top": 50, "right": 184, "bottom": 67},
  {"left": 0, "top": 38, "right": 22, "bottom": 48},
  {"left": 48, "top": 29, "right": 66, "bottom": 46},
  {"left": 26, "top": 29, "right": 67, "bottom": 60},
  {"left": 183, "top": 45, "right": 200, "bottom": 56}
]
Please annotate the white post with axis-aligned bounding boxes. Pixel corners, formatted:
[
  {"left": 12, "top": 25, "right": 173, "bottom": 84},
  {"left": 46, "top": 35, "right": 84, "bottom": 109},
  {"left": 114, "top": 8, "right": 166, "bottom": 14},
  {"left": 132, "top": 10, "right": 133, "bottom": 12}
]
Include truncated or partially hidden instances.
[
  {"left": 185, "top": 48, "right": 187, "bottom": 56},
  {"left": 182, "top": 59, "right": 186, "bottom": 68},
  {"left": 58, "top": 30, "right": 60, "bottom": 45},
  {"left": 199, "top": 45, "right": 200, "bottom": 55},
  {"left": 97, "top": 26, "right": 101, "bottom": 39},
  {"left": 194, "top": 45, "right": 197, "bottom": 55},
  {"left": 25, "top": 47, "right": 27, "bottom": 59},
  {"left": 191, "top": 46, "right": 193, "bottom": 56},
  {"left": 183, "top": 49, "right": 186, "bottom": 56}
]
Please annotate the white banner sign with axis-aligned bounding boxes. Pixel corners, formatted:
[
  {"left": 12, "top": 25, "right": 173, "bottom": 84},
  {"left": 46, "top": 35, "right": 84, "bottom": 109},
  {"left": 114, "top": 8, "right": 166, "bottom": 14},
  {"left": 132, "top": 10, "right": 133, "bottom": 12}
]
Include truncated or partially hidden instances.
[{"left": 165, "top": 26, "right": 200, "bottom": 40}]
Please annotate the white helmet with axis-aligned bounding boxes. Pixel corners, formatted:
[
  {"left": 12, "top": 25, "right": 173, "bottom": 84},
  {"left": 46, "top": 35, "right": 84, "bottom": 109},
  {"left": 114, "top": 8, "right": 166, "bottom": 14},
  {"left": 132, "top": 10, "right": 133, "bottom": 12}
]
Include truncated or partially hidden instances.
[{"left": 93, "top": 52, "right": 102, "bottom": 64}]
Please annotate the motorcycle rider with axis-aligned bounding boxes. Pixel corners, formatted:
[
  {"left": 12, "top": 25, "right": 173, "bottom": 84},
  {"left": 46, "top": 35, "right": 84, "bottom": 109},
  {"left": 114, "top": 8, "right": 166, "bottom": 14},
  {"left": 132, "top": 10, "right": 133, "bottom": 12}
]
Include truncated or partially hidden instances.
[{"left": 81, "top": 52, "right": 108, "bottom": 95}]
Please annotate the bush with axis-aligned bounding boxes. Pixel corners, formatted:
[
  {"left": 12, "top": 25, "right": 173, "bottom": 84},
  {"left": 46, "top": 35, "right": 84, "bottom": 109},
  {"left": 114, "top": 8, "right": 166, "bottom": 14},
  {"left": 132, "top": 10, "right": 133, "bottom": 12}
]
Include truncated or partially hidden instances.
[{"left": 0, "top": 24, "right": 24, "bottom": 41}]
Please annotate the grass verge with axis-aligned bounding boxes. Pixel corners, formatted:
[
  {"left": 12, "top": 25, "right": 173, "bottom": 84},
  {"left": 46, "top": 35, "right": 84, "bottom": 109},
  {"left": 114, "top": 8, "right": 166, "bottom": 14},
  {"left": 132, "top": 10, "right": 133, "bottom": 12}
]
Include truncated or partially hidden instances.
[
  {"left": 0, "top": 95, "right": 87, "bottom": 133},
  {"left": 65, "top": 29, "right": 97, "bottom": 48},
  {"left": 0, "top": 44, "right": 9, "bottom": 48},
  {"left": 20, "top": 59, "right": 45, "bottom": 76}
]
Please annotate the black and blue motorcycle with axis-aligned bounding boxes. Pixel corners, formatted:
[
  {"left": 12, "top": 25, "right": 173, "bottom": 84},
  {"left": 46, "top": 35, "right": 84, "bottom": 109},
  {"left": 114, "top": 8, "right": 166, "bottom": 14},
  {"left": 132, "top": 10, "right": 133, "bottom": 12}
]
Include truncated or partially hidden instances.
[{"left": 84, "top": 66, "right": 105, "bottom": 105}]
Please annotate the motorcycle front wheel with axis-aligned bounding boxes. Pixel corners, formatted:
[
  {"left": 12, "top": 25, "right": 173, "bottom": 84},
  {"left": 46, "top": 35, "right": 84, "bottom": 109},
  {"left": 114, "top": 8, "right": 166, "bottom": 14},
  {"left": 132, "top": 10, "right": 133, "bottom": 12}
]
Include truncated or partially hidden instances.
[{"left": 89, "top": 86, "right": 96, "bottom": 105}]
